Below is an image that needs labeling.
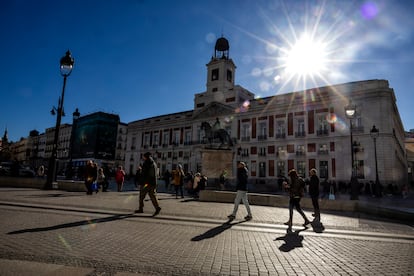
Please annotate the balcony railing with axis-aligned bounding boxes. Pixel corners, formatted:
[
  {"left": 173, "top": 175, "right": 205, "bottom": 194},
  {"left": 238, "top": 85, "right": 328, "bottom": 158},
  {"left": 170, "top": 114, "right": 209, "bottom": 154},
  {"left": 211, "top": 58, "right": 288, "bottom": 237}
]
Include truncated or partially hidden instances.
[
  {"left": 316, "top": 129, "right": 329, "bottom": 136},
  {"left": 258, "top": 135, "right": 267, "bottom": 141},
  {"left": 241, "top": 136, "right": 250, "bottom": 142},
  {"left": 295, "top": 131, "right": 306, "bottom": 137},
  {"left": 275, "top": 133, "right": 286, "bottom": 139}
]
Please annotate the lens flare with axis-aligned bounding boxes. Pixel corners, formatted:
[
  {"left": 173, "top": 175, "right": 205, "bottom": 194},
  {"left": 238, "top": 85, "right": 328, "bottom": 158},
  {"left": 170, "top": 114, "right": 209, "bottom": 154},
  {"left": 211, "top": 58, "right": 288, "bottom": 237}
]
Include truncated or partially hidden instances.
[{"left": 58, "top": 234, "right": 72, "bottom": 251}]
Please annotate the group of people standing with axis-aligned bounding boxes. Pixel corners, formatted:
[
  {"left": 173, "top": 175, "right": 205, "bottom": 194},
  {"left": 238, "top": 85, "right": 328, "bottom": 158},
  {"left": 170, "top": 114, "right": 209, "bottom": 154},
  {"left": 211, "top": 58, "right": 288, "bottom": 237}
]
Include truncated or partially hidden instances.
[
  {"left": 162, "top": 168, "right": 207, "bottom": 199},
  {"left": 84, "top": 160, "right": 124, "bottom": 195}
]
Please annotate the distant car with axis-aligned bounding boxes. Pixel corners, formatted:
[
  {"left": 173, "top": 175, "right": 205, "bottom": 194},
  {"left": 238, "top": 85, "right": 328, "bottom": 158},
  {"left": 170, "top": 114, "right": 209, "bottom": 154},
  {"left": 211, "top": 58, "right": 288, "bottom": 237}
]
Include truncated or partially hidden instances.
[
  {"left": 19, "top": 166, "right": 36, "bottom": 177},
  {"left": 0, "top": 162, "right": 13, "bottom": 176}
]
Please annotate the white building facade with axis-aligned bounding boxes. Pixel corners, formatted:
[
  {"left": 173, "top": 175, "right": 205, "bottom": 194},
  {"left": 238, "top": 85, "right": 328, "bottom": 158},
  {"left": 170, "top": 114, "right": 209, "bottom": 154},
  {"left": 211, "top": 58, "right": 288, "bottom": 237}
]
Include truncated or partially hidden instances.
[{"left": 123, "top": 37, "right": 406, "bottom": 190}]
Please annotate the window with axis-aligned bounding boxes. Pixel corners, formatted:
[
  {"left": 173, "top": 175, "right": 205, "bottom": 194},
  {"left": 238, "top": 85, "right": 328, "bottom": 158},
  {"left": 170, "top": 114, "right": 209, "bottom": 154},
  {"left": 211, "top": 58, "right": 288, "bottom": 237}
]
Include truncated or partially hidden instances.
[
  {"left": 297, "top": 161, "right": 306, "bottom": 177},
  {"left": 295, "top": 118, "right": 305, "bottom": 137},
  {"left": 258, "top": 121, "right": 267, "bottom": 140},
  {"left": 211, "top": 69, "right": 219, "bottom": 81},
  {"left": 318, "top": 144, "right": 329, "bottom": 154},
  {"left": 184, "top": 130, "right": 192, "bottom": 145},
  {"left": 317, "top": 115, "right": 329, "bottom": 135},
  {"left": 259, "top": 147, "right": 266, "bottom": 156},
  {"left": 296, "top": 145, "right": 305, "bottom": 156},
  {"left": 173, "top": 131, "right": 180, "bottom": 145},
  {"left": 277, "top": 161, "right": 285, "bottom": 176},
  {"left": 227, "top": 69, "right": 232, "bottom": 82},
  {"left": 153, "top": 133, "right": 159, "bottom": 147},
  {"left": 277, "top": 146, "right": 286, "bottom": 158},
  {"left": 241, "top": 123, "right": 250, "bottom": 141},
  {"left": 319, "top": 161, "right": 328, "bottom": 179},
  {"left": 144, "top": 134, "right": 150, "bottom": 148},
  {"left": 131, "top": 137, "right": 136, "bottom": 150},
  {"left": 276, "top": 121, "right": 286, "bottom": 138},
  {"left": 259, "top": 162, "right": 266, "bottom": 177},
  {"left": 241, "top": 148, "right": 249, "bottom": 157},
  {"left": 163, "top": 132, "right": 169, "bottom": 147}
]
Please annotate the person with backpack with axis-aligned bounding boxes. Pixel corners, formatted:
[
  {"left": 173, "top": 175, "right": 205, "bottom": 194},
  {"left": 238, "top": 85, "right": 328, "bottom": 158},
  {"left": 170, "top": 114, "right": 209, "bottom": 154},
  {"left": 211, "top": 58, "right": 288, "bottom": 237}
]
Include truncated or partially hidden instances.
[{"left": 283, "top": 169, "right": 311, "bottom": 229}]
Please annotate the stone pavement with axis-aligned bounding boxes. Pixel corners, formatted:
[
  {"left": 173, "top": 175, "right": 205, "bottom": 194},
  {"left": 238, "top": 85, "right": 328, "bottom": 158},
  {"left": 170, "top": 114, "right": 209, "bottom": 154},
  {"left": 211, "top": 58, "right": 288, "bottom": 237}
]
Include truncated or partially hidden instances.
[{"left": 0, "top": 186, "right": 413, "bottom": 275}]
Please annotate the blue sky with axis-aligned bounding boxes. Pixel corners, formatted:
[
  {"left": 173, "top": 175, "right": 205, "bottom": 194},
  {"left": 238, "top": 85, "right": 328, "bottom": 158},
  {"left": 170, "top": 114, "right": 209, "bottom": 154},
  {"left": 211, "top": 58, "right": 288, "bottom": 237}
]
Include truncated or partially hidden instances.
[{"left": 1, "top": 0, "right": 413, "bottom": 142}]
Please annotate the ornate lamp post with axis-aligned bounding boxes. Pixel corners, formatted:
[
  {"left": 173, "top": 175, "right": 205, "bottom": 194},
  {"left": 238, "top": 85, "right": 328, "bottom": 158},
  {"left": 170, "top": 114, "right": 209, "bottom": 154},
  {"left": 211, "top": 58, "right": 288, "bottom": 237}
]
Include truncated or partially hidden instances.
[
  {"left": 45, "top": 50, "right": 74, "bottom": 189},
  {"left": 370, "top": 125, "right": 381, "bottom": 197},
  {"left": 345, "top": 103, "right": 359, "bottom": 200}
]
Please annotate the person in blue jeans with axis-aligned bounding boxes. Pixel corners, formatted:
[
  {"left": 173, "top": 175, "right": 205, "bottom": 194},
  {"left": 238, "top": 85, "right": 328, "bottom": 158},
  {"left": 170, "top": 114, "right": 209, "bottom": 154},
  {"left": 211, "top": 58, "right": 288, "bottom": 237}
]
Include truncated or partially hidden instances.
[
  {"left": 284, "top": 169, "right": 310, "bottom": 229},
  {"left": 228, "top": 162, "right": 252, "bottom": 221}
]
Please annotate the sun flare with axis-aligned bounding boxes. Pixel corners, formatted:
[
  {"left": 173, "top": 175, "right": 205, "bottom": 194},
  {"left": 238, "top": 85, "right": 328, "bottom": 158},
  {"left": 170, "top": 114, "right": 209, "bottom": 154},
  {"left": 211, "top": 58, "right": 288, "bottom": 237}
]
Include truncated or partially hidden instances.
[{"left": 283, "top": 34, "right": 328, "bottom": 79}]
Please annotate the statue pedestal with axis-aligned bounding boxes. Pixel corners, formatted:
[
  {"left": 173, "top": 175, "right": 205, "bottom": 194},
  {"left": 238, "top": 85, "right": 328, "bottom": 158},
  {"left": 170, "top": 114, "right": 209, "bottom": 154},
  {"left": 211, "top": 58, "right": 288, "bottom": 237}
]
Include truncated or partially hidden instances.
[{"left": 201, "top": 149, "right": 233, "bottom": 189}]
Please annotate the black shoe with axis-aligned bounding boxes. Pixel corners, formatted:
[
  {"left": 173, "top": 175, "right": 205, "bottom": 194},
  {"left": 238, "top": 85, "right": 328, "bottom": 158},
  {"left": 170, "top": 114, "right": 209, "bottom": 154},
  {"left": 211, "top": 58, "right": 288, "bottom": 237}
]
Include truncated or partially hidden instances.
[
  {"left": 135, "top": 209, "right": 143, "bottom": 213},
  {"left": 153, "top": 207, "right": 161, "bottom": 216},
  {"left": 244, "top": 215, "right": 252, "bottom": 221}
]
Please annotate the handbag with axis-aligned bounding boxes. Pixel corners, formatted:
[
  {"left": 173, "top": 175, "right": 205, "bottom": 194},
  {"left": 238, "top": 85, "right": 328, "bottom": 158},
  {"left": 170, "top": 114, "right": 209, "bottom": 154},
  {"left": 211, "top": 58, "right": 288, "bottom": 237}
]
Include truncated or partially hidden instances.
[
  {"left": 328, "top": 186, "right": 335, "bottom": 200},
  {"left": 92, "top": 181, "right": 99, "bottom": 191}
]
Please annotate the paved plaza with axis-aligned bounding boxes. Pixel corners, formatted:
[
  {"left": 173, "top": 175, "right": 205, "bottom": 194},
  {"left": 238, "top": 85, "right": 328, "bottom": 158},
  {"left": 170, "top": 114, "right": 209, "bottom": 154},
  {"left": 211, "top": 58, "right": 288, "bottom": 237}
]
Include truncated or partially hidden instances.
[{"left": 0, "top": 186, "right": 413, "bottom": 275}]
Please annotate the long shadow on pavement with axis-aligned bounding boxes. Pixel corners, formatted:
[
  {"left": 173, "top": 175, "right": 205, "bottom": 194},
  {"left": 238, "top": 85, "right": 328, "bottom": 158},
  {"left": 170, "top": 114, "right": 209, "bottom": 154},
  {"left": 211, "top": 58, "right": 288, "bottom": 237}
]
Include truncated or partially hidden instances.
[
  {"left": 191, "top": 220, "right": 246, "bottom": 241},
  {"left": 274, "top": 227, "right": 308, "bottom": 252},
  {"left": 7, "top": 213, "right": 134, "bottom": 235}
]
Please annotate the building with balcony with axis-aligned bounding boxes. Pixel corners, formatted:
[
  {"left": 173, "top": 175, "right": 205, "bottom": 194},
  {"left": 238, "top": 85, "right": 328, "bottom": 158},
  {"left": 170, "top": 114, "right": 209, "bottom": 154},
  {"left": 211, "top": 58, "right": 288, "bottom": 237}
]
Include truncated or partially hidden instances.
[{"left": 125, "top": 36, "right": 407, "bottom": 190}]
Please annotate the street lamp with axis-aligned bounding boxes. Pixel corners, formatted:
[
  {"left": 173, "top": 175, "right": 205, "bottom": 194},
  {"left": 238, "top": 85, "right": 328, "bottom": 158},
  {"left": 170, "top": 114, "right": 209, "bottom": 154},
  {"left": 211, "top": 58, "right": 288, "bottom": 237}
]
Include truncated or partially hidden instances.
[
  {"left": 45, "top": 50, "right": 74, "bottom": 189},
  {"left": 370, "top": 125, "right": 381, "bottom": 197},
  {"left": 345, "top": 103, "right": 358, "bottom": 200}
]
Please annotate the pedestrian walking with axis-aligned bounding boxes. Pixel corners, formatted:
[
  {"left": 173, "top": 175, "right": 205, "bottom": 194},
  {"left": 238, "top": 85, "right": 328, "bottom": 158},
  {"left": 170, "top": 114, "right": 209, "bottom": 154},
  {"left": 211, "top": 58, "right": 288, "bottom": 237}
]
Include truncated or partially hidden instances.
[
  {"left": 219, "top": 169, "right": 227, "bottom": 190},
  {"left": 308, "top": 168, "right": 320, "bottom": 221},
  {"left": 134, "top": 165, "right": 142, "bottom": 190},
  {"left": 284, "top": 169, "right": 310, "bottom": 229},
  {"left": 37, "top": 165, "right": 45, "bottom": 178},
  {"left": 192, "top": 172, "right": 201, "bottom": 198},
  {"left": 172, "top": 164, "right": 185, "bottom": 198},
  {"left": 135, "top": 152, "right": 161, "bottom": 216},
  {"left": 115, "top": 165, "right": 125, "bottom": 192},
  {"left": 227, "top": 162, "right": 252, "bottom": 221},
  {"left": 163, "top": 169, "right": 171, "bottom": 192},
  {"left": 97, "top": 167, "right": 106, "bottom": 193},
  {"left": 84, "top": 160, "right": 97, "bottom": 195}
]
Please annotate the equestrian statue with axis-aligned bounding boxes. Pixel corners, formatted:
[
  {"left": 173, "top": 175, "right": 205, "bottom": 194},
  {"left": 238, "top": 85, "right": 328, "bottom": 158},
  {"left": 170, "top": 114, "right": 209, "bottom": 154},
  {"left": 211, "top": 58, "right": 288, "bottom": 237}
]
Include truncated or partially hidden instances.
[{"left": 201, "top": 121, "right": 233, "bottom": 148}]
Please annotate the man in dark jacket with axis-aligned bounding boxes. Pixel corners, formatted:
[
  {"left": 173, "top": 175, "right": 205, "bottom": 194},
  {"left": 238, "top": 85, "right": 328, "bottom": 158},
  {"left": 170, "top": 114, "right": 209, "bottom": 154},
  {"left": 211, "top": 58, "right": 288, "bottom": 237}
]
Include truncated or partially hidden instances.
[
  {"left": 135, "top": 152, "right": 161, "bottom": 216},
  {"left": 309, "top": 168, "right": 320, "bottom": 221},
  {"left": 284, "top": 169, "right": 310, "bottom": 229},
  {"left": 227, "top": 162, "right": 252, "bottom": 221}
]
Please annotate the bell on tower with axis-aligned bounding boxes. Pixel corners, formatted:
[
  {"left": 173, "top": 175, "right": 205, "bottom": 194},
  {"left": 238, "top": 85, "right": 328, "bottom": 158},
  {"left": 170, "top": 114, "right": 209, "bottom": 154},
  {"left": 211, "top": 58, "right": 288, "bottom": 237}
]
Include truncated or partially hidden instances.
[{"left": 214, "top": 37, "right": 229, "bottom": 59}]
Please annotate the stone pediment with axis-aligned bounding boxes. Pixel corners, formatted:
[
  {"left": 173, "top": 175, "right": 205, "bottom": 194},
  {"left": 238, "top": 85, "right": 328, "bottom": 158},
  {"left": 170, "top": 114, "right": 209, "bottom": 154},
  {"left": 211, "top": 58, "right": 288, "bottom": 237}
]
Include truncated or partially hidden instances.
[{"left": 192, "top": 102, "right": 234, "bottom": 120}]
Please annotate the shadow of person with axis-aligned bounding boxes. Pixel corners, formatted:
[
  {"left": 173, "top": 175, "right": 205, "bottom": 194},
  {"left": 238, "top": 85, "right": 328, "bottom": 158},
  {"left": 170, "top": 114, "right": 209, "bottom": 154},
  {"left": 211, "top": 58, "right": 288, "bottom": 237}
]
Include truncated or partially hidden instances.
[
  {"left": 274, "top": 227, "right": 307, "bottom": 252},
  {"left": 8, "top": 213, "right": 135, "bottom": 235},
  {"left": 191, "top": 220, "right": 245, "bottom": 241},
  {"left": 311, "top": 219, "right": 325, "bottom": 233}
]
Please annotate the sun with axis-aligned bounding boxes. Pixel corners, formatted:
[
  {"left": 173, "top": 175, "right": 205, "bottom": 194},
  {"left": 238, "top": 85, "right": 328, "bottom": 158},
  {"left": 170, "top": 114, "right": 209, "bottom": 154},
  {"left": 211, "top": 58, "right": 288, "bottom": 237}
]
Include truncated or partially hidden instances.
[{"left": 283, "top": 34, "right": 328, "bottom": 79}]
